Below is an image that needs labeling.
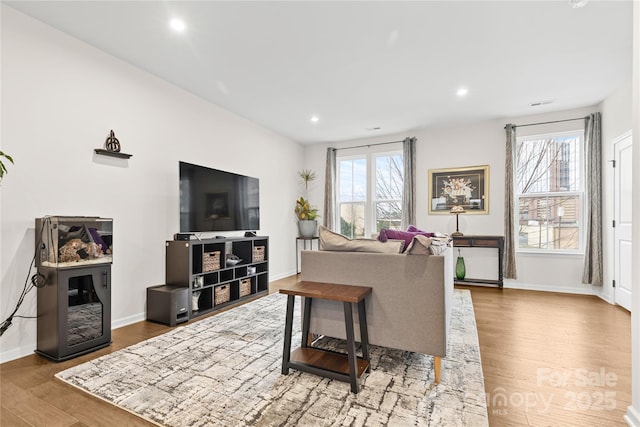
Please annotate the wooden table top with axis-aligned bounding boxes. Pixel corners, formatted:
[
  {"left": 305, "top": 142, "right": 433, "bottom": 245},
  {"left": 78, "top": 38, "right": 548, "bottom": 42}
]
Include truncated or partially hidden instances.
[{"left": 279, "top": 281, "right": 372, "bottom": 303}]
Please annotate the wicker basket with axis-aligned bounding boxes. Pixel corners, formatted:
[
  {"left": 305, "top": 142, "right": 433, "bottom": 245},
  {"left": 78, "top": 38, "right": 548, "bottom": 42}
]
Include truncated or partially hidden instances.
[
  {"left": 240, "top": 278, "right": 252, "bottom": 297},
  {"left": 203, "top": 251, "right": 221, "bottom": 272},
  {"left": 252, "top": 246, "right": 265, "bottom": 262},
  {"left": 214, "top": 284, "right": 230, "bottom": 305}
]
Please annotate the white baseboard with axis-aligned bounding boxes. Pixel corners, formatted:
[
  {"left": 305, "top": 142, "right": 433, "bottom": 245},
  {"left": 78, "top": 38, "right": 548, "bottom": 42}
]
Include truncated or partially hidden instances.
[
  {"left": 626, "top": 405, "right": 640, "bottom": 427},
  {"left": 0, "top": 276, "right": 296, "bottom": 364},
  {"left": 0, "top": 343, "right": 37, "bottom": 364},
  {"left": 269, "top": 271, "right": 295, "bottom": 282},
  {"left": 502, "top": 281, "right": 598, "bottom": 296},
  {"left": 112, "top": 312, "right": 146, "bottom": 329},
  {"left": 1, "top": 313, "right": 146, "bottom": 364}
]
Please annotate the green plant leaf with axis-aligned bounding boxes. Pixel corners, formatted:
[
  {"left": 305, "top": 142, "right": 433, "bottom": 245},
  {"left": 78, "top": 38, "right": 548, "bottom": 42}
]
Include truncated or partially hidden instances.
[
  {"left": 298, "top": 169, "right": 316, "bottom": 191},
  {"left": 0, "top": 151, "right": 14, "bottom": 164}
]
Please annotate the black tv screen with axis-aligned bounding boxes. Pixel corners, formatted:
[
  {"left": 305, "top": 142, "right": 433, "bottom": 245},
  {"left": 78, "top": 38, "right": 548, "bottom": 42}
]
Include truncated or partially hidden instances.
[{"left": 179, "top": 161, "right": 260, "bottom": 233}]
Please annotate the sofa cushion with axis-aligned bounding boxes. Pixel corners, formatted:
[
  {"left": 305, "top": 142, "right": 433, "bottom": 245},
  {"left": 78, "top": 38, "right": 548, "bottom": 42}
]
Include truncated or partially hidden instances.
[
  {"left": 318, "top": 226, "right": 403, "bottom": 254},
  {"left": 377, "top": 228, "right": 436, "bottom": 251}
]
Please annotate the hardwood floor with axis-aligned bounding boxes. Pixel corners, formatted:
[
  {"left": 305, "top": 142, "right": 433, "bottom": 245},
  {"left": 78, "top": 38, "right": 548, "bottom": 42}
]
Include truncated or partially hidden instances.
[
  {"left": 459, "top": 285, "right": 632, "bottom": 427},
  {"left": 0, "top": 277, "right": 631, "bottom": 426}
]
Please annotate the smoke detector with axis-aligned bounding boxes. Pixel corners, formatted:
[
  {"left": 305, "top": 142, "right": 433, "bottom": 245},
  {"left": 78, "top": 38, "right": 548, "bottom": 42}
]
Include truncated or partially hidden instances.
[{"left": 529, "top": 100, "right": 554, "bottom": 107}]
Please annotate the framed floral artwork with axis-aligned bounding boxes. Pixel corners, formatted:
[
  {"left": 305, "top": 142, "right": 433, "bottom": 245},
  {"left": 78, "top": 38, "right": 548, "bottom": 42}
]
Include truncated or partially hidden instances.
[{"left": 428, "top": 165, "right": 489, "bottom": 214}]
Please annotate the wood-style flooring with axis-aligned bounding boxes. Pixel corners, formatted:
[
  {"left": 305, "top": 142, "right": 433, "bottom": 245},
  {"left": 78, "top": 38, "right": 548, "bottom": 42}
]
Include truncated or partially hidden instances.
[
  {"left": 458, "top": 285, "right": 631, "bottom": 427},
  {"left": 0, "top": 276, "right": 631, "bottom": 426}
]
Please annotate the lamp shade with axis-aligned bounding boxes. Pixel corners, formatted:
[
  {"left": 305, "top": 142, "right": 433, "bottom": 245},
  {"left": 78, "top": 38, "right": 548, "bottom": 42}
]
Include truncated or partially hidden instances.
[{"left": 450, "top": 205, "right": 465, "bottom": 214}]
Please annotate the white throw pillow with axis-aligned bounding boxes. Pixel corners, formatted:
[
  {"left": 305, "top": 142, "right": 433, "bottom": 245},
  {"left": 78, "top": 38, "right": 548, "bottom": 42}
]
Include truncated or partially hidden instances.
[{"left": 405, "top": 235, "right": 433, "bottom": 255}]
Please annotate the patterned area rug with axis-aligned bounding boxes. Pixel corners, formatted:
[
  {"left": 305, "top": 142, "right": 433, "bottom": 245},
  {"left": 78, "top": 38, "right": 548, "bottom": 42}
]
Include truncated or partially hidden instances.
[{"left": 56, "top": 290, "right": 488, "bottom": 426}]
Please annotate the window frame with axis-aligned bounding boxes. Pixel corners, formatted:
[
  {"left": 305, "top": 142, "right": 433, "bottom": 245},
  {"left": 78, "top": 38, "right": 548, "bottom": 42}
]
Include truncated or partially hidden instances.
[
  {"left": 336, "top": 154, "right": 367, "bottom": 238},
  {"left": 514, "top": 130, "right": 585, "bottom": 255},
  {"left": 336, "top": 146, "right": 404, "bottom": 238}
]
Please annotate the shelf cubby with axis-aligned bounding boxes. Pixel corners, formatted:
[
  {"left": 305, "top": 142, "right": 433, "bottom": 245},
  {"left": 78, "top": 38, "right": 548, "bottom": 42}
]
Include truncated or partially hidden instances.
[{"left": 165, "top": 235, "right": 269, "bottom": 320}]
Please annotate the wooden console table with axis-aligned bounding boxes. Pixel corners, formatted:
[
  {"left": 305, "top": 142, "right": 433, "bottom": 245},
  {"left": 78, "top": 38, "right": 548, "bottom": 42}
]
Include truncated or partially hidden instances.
[
  {"left": 452, "top": 235, "right": 504, "bottom": 288},
  {"left": 280, "top": 281, "right": 372, "bottom": 393}
]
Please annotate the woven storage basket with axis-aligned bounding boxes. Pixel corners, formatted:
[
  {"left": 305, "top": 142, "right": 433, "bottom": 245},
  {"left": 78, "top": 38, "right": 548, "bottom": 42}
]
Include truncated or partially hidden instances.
[
  {"left": 252, "top": 246, "right": 265, "bottom": 262},
  {"left": 240, "top": 278, "right": 252, "bottom": 297},
  {"left": 214, "top": 284, "right": 230, "bottom": 305},
  {"left": 203, "top": 251, "right": 221, "bottom": 272}
]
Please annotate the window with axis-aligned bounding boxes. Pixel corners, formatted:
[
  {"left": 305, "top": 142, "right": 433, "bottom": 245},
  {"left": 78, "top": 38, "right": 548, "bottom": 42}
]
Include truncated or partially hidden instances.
[
  {"left": 337, "top": 150, "right": 404, "bottom": 238},
  {"left": 515, "top": 131, "right": 583, "bottom": 252}
]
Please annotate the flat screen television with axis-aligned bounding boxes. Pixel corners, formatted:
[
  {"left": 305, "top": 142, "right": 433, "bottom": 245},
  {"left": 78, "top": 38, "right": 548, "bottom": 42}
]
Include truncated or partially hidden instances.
[{"left": 179, "top": 161, "right": 260, "bottom": 233}]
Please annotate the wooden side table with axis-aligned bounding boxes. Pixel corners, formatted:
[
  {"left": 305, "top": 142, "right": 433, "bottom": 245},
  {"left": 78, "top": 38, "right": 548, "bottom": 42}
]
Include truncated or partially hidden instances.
[
  {"left": 452, "top": 235, "right": 504, "bottom": 288},
  {"left": 280, "top": 281, "right": 372, "bottom": 393}
]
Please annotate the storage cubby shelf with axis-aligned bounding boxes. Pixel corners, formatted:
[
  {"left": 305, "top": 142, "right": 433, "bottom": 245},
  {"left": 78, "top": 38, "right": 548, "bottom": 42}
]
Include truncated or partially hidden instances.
[{"left": 165, "top": 236, "right": 269, "bottom": 320}]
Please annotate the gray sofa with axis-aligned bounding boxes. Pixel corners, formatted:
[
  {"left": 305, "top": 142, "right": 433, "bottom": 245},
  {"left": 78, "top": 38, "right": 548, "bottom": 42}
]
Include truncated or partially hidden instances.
[{"left": 300, "top": 246, "right": 454, "bottom": 383}]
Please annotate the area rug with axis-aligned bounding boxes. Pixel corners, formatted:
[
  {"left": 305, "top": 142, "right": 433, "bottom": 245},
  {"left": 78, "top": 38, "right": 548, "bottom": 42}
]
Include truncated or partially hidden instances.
[{"left": 56, "top": 289, "right": 488, "bottom": 426}]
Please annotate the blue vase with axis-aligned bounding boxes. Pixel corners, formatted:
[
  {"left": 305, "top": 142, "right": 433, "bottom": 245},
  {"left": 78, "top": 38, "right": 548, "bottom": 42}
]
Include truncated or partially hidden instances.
[{"left": 456, "top": 256, "right": 466, "bottom": 280}]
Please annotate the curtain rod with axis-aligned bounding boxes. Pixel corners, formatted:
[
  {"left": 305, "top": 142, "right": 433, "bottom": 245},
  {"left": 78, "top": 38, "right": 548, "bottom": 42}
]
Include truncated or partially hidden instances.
[
  {"left": 505, "top": 117, "right": 588, "bottom": 129},
  {"left": 335, "top": 139, "right": 405, "bottom": 151}
]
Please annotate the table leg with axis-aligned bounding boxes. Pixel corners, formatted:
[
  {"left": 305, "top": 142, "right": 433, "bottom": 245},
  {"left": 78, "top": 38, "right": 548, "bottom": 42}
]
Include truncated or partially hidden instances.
[
  {"left": 343, "top": 301, "right": 359, "bottom": 393},
  {"left": 295, "top": 239, "right": 299, "bottom": 275},
  {"left": 357, "top": 299, "right": 370, "bottom": 372},
  {"left": 498, "top": 246, "right": 504, "bottom": 288},
  {"left": 302, "top": 297, "right": 312, "bottom": 347},
  {"left": 282, "top": 295, "right": 295, "bottom": 375}
]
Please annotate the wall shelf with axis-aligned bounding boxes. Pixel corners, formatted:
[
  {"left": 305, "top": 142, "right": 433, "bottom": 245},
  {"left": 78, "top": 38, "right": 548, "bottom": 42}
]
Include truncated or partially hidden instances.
[{"left": 94, "top": 149, "right": 132, "bottom": 159}]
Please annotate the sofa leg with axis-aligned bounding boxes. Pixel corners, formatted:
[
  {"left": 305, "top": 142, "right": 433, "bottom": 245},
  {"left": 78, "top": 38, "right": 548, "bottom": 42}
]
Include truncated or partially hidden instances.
[{"left": 434, "top": 357, "right": 442, "bottom": 384}]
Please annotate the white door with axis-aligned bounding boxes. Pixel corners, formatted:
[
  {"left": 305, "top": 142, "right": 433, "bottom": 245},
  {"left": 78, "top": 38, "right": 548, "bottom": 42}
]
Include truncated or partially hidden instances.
[{"left": 613, "top": 131, "right": 632, "bottom": 311}]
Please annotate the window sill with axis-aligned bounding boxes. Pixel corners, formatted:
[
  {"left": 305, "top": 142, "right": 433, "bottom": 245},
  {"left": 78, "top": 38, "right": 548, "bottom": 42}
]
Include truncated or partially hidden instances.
[{"left": 516, "top": 250, "right": 584, "bottom": 257}]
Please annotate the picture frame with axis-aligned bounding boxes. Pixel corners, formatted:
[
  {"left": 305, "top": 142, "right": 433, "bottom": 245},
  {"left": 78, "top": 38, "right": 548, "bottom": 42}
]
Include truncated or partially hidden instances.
[{"left": 428, "top": 165, "right": 489, "bottom": 214}]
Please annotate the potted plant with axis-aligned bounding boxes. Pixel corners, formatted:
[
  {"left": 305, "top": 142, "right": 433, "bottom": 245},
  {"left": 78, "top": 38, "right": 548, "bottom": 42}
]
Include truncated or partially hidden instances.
[
  {"left": 295, "top": 169, "right": 319, "bottom": 238},
  {"left": 0, "top": 151, "right": 14, "bottom": 184}
]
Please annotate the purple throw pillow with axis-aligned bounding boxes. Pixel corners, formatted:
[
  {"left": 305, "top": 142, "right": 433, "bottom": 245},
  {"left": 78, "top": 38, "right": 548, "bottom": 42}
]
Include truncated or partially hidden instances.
[
  {"left": 407, "top": 225, "right": 436, "bottom": 236},
  {"left": 377, "top": 228, "right": 436, "bottom": 252}
]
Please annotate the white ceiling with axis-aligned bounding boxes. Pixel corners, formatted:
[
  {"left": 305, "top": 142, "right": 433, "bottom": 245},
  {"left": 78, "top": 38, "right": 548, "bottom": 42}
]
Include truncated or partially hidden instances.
[{"left": 5, "top": 1, "right": 633, "bottom": 144}]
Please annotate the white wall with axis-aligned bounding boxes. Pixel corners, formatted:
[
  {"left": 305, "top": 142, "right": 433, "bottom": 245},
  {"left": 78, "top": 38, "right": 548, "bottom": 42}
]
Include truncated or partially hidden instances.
[
  {"left": 0, "top": 6, "right": 303, "bottom": 362},
  {"left": 600, "top": 80, "right": 633, "bottom": 304},
  {"left": 304, "top": 103, "right": 633, "bottom": 295},
  {"left": 627, "top": 2, "right": 640, "bottom": 425}
]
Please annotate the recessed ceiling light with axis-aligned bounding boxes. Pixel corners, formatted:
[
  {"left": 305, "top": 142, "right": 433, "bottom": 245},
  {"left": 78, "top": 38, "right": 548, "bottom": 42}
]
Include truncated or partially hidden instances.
[
  {"left": 216, "top": 80, "right": 229, "bottom": 95},
  {"left": 456, "top": 87, "right": 469, "bottom": 97},
  {"left": 387, "top": 30, "right": 400, "bottom": 47},
  {"left": 310, "top": 116, "right": 319, "bottom": 123},
  {"left": 568, "top": 0, "right": 588, "bottom": 8},
  {"left": 170, "top": 18, "right": 186, "bottom": 32}
]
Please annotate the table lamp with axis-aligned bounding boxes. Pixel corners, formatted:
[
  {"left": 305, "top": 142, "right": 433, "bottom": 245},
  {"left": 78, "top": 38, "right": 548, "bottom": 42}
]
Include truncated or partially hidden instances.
[{"left": 450, "top": 205, "right": 465, "bottom": 237}]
